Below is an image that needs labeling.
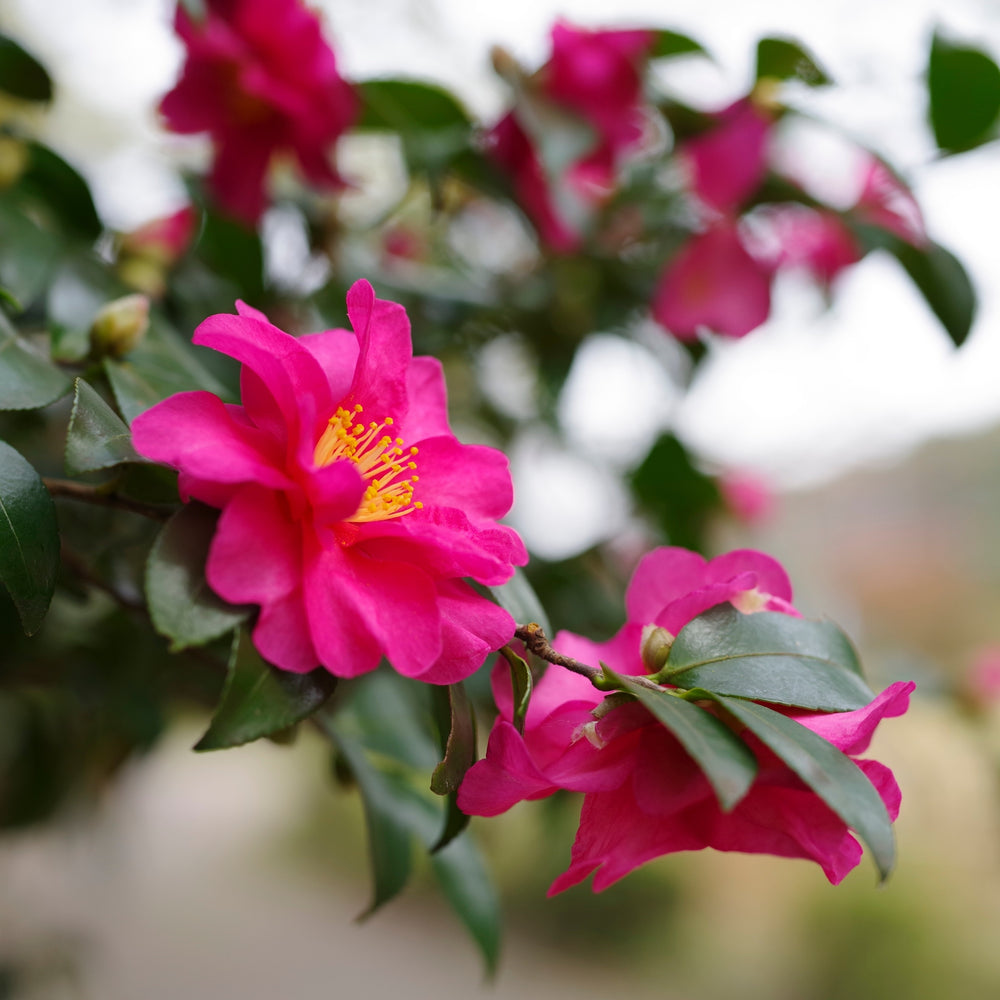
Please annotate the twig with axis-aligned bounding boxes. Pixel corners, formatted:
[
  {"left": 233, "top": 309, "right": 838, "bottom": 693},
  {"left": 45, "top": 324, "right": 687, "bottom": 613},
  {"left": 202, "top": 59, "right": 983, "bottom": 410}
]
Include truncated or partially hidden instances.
[
  {"left": 43, "top": 477, "right": 173, "bottom": 522},
  {"left": 514, "top": 623, "right": 601, "bottom": 682}
]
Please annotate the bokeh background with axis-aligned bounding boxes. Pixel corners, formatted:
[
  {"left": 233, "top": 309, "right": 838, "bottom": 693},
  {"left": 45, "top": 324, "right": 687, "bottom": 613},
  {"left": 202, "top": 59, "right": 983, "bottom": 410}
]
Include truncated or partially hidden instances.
[{"left": 2, "top": 1, "right": 1000, "bottom": 997}]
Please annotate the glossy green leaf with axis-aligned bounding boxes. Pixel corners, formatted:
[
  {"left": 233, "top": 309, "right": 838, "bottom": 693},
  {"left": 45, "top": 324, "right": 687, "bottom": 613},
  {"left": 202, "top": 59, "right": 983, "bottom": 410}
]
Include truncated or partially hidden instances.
[
  {"left": 64, "top": 378, "right": 143, "bottom": 475},
  {"left": 755, "top": 36, "right": 831, "bottom": 86},
  {"left": 893, "top": 239, "right": 976, "bottom": 347},
  {"left": 0, "top": 310, "right": 71, "bottom": 411},
  {"left": 0, "top": 440, "right": 59, "bottom": 635},
  {"left": 498, "top": 644, "right": 533, "bottom": 736},
  {"left": 708, "top": 693, "right": 896, "bottom": 881},
  {"left": 146, "top": 502, "right": 250, "bottom": 652},
  {"left": 650, "top": 30, "right": 708, "bottom": 60},
  {"left": 357, "top": 79, "right": 471, "bottom": 132},
  {"left": 601, "top": 665, "right": 757, "bottom": 811},
  {"left": 631, "top": 433, "right": 721, "bottom": 552},
  {"left": 0, "top": 36, "right": 52, "bottom": 102},
  {"left": 928, "top": 33, "right": 1000, "bottom": 152},
  {"left": 661, "top": 604, "right": 874, "bottom": 711},
  {"left": 490, "top": 566, "right": 551, "bottom": 635},
  {"left": 195, "top": 628, "right": 337, "bottom": 751},
  {"left": 104, "top": 316, "right": 233, "bottom": 424},
  {"left": 19, "top": 142, "right": 101, "bottom": 241},
  {"left": 430, "top": 683, "right": 476, "bottom": 852}
]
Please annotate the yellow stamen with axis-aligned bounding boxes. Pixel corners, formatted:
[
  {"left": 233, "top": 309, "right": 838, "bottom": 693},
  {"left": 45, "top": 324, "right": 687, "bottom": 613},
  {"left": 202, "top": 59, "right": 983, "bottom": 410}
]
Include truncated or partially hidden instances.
[{"left": 314, "top": 404, "right": 421, "bottom": 522}]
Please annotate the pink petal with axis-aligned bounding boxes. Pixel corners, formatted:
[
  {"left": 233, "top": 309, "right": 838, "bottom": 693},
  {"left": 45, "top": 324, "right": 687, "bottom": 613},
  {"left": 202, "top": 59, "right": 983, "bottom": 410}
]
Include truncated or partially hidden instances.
[
  {"left": 400, "top": 357, "right": 451, "bottom": 442},
  {"left": 794, "top": 681, "right": 915, "bottom": 754},
  {"left": 252, "top": 589, "right": 320, "bottom": 674},
  {"left": 707, "top": 549, "right": 794, "bottom": 602},
  {"left": 306, "top": 460, "right": 366, "bottom": 525},
  {"left": 625, "top": 547, "right": 709, "bottom": 623},
  {"left": 298, "top": 327, "right": 359, "bottom": 402}
]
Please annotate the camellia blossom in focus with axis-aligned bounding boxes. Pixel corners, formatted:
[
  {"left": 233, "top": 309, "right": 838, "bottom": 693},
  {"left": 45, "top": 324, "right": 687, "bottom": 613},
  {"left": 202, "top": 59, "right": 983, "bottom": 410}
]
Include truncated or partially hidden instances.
[
  {"left": 160, "top": 0, "right": 357, "bottom": 224},
  {"left": 459, "top": 546, "right": 913, "bottom": 892},
  {"left": 487, "top": 22, "right": 654, "bottom": 252},
  {"left": 132, "top": 280, "right": 527, "bottom": 682}
]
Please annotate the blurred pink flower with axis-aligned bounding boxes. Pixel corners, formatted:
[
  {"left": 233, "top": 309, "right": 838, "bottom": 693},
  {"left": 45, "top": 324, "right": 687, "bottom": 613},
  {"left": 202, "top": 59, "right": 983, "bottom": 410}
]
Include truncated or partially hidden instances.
[
  {"left": 719, "top": 469, "right": 776, "bottom": 525},
  {"left": 681, "top": 99, "right": 773, "bottom": 214},
  {"left": 651, "top": 221, "right": 772, "bottom": 339},
  {"left": 459, "top": 545, "right": 913, "bottom": 892},
  {"left": 967, "top": 647, "right": 1000, "bottom": 705},
  {"left": 121, "top": 206, "right": 197, "bottom": 264},
  {"left": 487, "top": 22, "right": 654, "bottom": 251},
  {"left": 160, "top": 0, "right": 357, "bottom": 224},
  {"left": 133, "top": 280, "right": 526, "bottom": 681},
  {"left": 852, "top": 158, "right": 927, "bottom": 248},
  {"left": 749, "top": 204, "right": 861, "bottom": 286}
]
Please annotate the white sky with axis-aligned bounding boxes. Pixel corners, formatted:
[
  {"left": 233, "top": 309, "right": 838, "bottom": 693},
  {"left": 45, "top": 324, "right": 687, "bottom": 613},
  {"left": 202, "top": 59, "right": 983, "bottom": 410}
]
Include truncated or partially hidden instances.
[{"left": 3, "top": 0, "right": 1000, "bottom": 555}]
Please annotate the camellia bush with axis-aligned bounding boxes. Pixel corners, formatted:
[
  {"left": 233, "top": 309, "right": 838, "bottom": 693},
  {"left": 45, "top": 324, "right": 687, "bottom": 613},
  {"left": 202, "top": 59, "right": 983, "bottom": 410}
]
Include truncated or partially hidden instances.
[{"left": 0, "top": 0, "right": 996, "bottom": 975}]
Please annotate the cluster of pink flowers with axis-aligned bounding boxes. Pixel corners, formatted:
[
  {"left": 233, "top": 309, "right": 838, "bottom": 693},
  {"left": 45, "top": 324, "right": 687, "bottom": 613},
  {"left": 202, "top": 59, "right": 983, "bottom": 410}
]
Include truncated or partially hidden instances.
[
  {"left": 133, "top": 281, "right": 527, "bottom": 682},
  {"left": 161, "top": 0, "right": 357, "bottom": 224},
  {"left": 653, "top": 98, "right": 927, "bottom": 340},
  {"left": 486, "top": 22, "right": 655, "bottom": 252},
  {"left": 459, "top": 547, "right": 913, "bottom": 892}
]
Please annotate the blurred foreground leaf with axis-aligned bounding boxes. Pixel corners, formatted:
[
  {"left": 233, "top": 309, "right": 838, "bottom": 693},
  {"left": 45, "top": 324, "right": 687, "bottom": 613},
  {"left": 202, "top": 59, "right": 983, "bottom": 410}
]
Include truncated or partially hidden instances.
[
  {"left": 0, "top": 35, "right": 52, "bottom": 102},
  {"left": 893, "top": 239, "right": 976, "bottom": 347},
  {"left": 64, "top": 378, "right": 143, "bottom": 474},
  {"left": 661, "top": 604, "right": 875, "bottom": 711},
  {"left": 146, "top": 502, "right": 250, "bottom": 652},
  {"left": 195, "top": 627, "right": 337, "bottom": 750},
  {"left": 650, "top": 29, "right": 708, "bottom": 60},
  {"left": 0, "top": 440, "right": 59, "bottom": 635},
  {"left": 0, "top": 310, "right": 70, "bottom": 410},
  {"left": 928, "top": 32, "right": 1000, "bottom": 152},
  {"left": 756, "top": 36, "right": 831, "bottom": 86}
]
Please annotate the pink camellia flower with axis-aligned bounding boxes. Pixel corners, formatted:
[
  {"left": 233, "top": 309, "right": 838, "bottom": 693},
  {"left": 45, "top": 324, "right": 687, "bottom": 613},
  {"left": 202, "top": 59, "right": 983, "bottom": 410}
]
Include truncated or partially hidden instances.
[
  {"left": 651, "top": 221, "right": 772, "bottom": 339},
  {"left": 681, "top": 99, "right": 773, "bottom": 214},
  {"left": 132, "top": 280, "right": 527, "bottom": 682},
  {"left": 487, "top": 22, "right": 654, "bottom": 251},
  {"left": 160, "top": 0, "right": 357, "bottom": 225},
  {"left": 719, "top": 469, "right": 775, "bottom": 526},
  {"left": 852, "top": 158, "right": 927, "bottom": 248},
  {"left": 459, "top": 545, "right": 913, "bottom": 892},
  {"left": 121, "top": 206, "right": 197, "bottom": 265}
]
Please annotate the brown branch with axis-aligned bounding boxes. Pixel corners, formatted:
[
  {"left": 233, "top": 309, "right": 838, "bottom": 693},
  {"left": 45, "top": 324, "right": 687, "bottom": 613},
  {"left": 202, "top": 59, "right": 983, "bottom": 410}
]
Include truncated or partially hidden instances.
[
  {"left": 44, "top": 477, "right": 173, "bottom": 522},
  {"left": 514, "top": 623, "right": 601, "bottom": 682}
]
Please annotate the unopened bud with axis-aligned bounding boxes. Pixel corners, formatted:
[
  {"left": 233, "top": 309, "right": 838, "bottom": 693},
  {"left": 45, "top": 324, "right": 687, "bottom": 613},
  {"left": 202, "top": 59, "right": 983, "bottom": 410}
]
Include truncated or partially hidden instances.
[
  {"left": 89, "top": 293, "right": 150, "bottom": 358},
  {"left": 640, "top": 624, "right": 674, "bottom": 673}
]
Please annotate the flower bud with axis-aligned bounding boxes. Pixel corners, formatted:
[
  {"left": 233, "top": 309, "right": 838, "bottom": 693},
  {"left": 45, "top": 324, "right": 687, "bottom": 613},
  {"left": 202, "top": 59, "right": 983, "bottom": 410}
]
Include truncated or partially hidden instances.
[
  {"left": 640, "top": 624, "right": 674, "bottom": 673},
  {"left": 89, "top": 293, "right": 150, "bottom": 358}
]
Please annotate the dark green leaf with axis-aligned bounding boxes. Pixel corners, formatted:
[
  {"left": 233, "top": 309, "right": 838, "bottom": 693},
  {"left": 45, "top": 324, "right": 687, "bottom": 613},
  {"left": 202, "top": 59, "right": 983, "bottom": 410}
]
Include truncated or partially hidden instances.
[
  {"left": 498, "top": 644, "right": 532, "bottom": 736},
  {"left": 755, "top": 36, "right": 831, "bottom": 86},
  {"left": 197, "top": 207, "right": 263, "bottom": 297},
  {"left": 631, "top": 433, "right": 721, "bottom": 552},
  {"left": 650, "top": 30, "right": 709, "bottom": 60},
  {"left": 195, "top": 627, "right": 337, "bottom": 750},
  {"left": 892, "top": 239, "right": 976, "bottom": 347},
  {"left": 709, "top": 694, "right": 896, "bottom": 881},
  {"left": 430, "top": 683, "right": 476, "bottom": 852},
  {"left": 0, "top": 198, "right": 60, "bottom": 311},
  {"left": 0, "top": 35, "right": 52, "bottom": 102},
  {"left": 357, "top": 79, "right": 471, "bottom": 132},
  {"left": 928, "top": 32, "right": 1000, "bottom": 152},
  {"left": 490, "top": 566, "right": 551, "bottom": 635},
  {"left": 19, "top": 142, "right": 101, "bottom": 241},
  {"left": 601, "top": 665, "right": 757, "bottom": 811},
  {"left": 0, "top": 310, "right": 71, "bottom": 410},
  {"left": 64, "top": 378, "right": 143, "bottom": 475},
  {"left": 146, "top": 502, "right": 250, "bottom": 652},
  {"left": 661, "top": 604, "right": 874, "bottom": 711},
  {"left": 0, "top": 439, "right": 59, "bottom": 635}
]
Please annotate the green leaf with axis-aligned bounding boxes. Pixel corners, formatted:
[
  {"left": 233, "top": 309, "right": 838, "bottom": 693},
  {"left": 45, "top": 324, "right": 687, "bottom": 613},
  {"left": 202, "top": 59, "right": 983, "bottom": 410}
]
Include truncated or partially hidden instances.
[
  {"left": 498, "top": 644, "right": 533, "bottom": 736},
  {"left": 321, "top": 722, "right": 500, "bottom": 972},
  {"left": 19, "top": 142, "right": 101, "bottom": 241},
  {"left": 0, "top": 310, "right": 71, "bottom": 411},
  {"left": 195, "top": 628, "right": 337, "bottom": 751},
  {"left": 631, "top": 433, "right": 721, "bottom": 552},
  {"left": 64, "top": 378, "right": 144, "bottom": 475},
  {"left": 430, "top": 683, "right": 476, "bottom": 852},
  {"left": 650, "top": 30, "right": 709, "bottom": 60},
  {"left": 661, "top": 604, "right": 875, "bottom": 711},
  {"left": 928, "top": 32, "right": 1000, "bottom": 152},
  {"left": 0, "top": 196, "right": 60, "bottom": 307},
  {"left": 708, "top": 694, "right": 896, "bottom": 881},
  {"left": 0, "top": 440, "right": 59, "bottom": 635},
  {"left": 755, "top": 36, "right": 831, "bottom": 86},
  {"left": 197, "top": 206, "right": 264, "bottom": 297},
  {"left": 146, "top": 502, "right": 250, "bottom": 652},
  {"left": 892, "top": 239, "right": 976, "bottom": 347},
  {"left": 489, "top": 566, "right": 551, "bottom": 635},
  {"left": 104, "top": 316, "right": 233, "bottom": 424},
  {"left": 601, "top": 666, "right": 757, "bottom": 811},
  {"left": 357, "top": 79, "right": 471, "bottom": 132},
  {"left": 0, "top": 35, "right": 52, "bottom": 102}
]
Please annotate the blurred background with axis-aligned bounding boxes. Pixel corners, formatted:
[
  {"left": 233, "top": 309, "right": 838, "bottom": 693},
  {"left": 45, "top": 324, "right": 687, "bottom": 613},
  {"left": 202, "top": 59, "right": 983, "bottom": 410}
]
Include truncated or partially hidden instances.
[{"left": 2, "top": 0, "right": 1000, "bottom": 997}]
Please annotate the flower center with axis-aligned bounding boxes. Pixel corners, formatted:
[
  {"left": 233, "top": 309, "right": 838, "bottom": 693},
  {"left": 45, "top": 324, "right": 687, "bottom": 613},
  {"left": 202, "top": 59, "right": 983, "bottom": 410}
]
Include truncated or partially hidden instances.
[{"left": 314, "top": 404, "right": 422, "bottom": 522}]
